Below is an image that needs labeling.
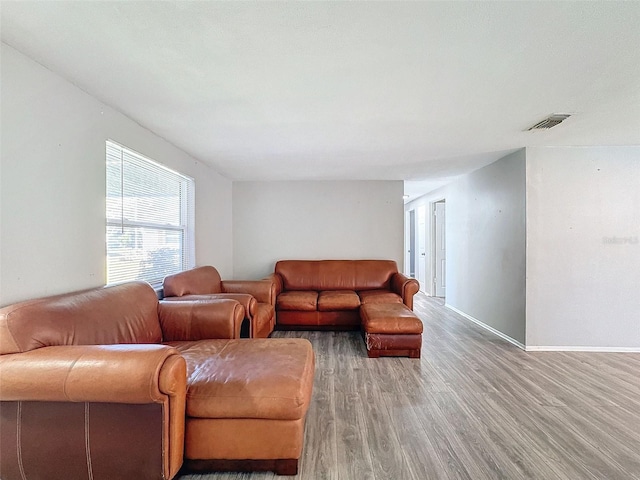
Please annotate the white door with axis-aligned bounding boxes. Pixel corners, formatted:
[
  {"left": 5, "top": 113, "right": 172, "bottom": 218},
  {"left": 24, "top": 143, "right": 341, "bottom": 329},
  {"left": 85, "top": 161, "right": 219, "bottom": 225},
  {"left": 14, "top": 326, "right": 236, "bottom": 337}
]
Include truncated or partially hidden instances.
[
  {"left": 434, "top": 202, "right": 446, "bottom": 297},
  {"left": 417, "top": 205, "right": 427, "bottom": 291}
]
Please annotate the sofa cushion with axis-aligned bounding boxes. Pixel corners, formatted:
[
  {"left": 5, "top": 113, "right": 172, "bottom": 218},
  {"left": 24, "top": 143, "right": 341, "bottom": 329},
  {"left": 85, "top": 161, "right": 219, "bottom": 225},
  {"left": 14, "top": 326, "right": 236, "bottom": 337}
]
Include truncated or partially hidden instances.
[
  {"left": 358, "top": 289, "right": 403, "bottom": 305},
  {"left": 360, "top": 303, "right": 423, "bottom": 334},
  {"left": 317, "top": 290, "right": 360, "bottom": 311},
  {"left": 276, "top": 291, "right": 318, "bottom": 311},
  {"left": 169, "top": 338, "right": 315, "bottom": 421}
]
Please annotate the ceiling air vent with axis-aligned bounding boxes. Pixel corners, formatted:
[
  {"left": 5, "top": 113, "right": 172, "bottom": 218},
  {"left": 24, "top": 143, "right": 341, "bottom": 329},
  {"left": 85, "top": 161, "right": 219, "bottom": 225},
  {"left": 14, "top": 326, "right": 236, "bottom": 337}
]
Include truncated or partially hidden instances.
[{"left": 527, "top": 114, "right": 571, "bottom": 131}]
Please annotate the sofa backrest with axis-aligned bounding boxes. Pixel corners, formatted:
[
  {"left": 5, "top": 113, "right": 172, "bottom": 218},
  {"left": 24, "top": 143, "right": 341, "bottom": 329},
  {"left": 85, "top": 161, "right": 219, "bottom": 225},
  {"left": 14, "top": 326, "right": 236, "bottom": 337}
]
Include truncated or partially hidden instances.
[
  {"left": 275, "top": 260, "right": 398, "bottom": 291},
  {"left": 162, "top": 266, "right": 222, "bottom": 297},
  {"left": 0, "top": 282, "right": 162, "bottom": 355}
]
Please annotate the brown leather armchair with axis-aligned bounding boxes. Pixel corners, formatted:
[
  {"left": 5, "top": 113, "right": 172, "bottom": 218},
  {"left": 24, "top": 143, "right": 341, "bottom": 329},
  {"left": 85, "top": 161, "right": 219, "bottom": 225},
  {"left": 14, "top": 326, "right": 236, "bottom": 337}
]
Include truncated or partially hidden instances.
[{"left": 163, "top": 266, "right": 276, "bottom": 338}]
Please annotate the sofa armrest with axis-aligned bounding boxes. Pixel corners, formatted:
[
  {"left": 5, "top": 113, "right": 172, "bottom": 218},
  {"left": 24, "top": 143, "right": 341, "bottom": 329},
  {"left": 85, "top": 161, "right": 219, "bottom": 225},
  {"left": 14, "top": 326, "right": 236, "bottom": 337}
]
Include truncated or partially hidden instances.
[
  {"left": 0, "top": 344, "right": 186, "bottom": 480},
  {"left": 163, "top": 293, "right": 256, "bottom": 319},
  {"left": 391, "top": 273, "right": 420, "bottom": 310},
  {"left": 264, "top": 273, "right": 283, "bottom": 299},
  {"left": 222, "top": 279, "right": 277, "bottom": 305},
  {"left": 0, "top": 344, "right": 185, "bottom": 403},
  {"left": 159, "top": 299, "right": 245, "bottom": 340}
]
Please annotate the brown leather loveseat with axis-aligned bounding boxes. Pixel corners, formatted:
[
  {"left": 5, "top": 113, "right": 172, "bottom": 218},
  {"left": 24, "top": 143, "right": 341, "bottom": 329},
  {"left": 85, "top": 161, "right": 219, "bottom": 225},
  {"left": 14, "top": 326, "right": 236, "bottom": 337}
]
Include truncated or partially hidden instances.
[
  {"left": 270, "top": 260, "right": 419, "bottom": 329},
  {"left": 0, "top": 282, "right": 314, "bottom": 479}
]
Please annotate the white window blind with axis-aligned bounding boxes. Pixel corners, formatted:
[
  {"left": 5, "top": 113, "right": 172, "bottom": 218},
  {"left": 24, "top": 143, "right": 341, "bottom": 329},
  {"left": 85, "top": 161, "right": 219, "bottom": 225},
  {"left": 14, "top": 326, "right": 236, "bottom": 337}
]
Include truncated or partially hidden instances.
[{"left": 106, "top": 140, "right": 195, "bottom": 285}]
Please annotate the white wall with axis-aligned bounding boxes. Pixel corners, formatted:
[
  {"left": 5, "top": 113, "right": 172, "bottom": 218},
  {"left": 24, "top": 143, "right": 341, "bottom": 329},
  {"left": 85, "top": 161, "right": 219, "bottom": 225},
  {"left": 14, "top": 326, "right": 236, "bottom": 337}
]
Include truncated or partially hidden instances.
[
  {"left": 405, "top": 150, "right": 527, "bottom": 345},
  {"left": 526, "top": 146, "right": 640, "bottom": 349},
  {"left": 232, "top": 181, "right": 404, "bottom": 279},
  {"left": 446, "top": 150, "right": 527, "bottom": 345},
  {"left": 0, "top": 43, "right": 233, "bottom": 306}
]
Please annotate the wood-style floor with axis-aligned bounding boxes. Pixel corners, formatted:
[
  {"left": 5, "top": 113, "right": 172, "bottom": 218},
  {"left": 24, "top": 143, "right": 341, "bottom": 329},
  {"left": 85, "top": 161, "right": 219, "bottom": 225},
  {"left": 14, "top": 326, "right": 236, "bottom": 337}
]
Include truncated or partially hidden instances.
[{"left": 178, "top": 293, "right": 640, "bottom": 480}]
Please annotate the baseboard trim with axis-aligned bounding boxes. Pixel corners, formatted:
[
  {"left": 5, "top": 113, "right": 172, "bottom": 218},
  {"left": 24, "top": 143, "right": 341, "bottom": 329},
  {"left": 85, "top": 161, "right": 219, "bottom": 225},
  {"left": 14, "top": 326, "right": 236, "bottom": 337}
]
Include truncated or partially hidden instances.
[
  {"left": 445, "top": 304, "right": 525, "bottom": 351},
  {"left": 525, "top": 346, "right": 640, "bottom": 353}
]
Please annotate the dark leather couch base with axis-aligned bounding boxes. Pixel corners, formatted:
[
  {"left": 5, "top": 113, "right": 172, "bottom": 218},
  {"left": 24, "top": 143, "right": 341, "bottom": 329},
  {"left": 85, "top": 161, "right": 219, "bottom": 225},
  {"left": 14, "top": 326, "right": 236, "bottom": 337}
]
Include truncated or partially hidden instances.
[
  {"left": 0, "top": 401, "right": 164, "bottom": 480},
  {"left": 367, "top": 348, "right": 421, "bottom": 359},
  {"left": 276, "top": 324, "right": 360, "bottom": 332},
  {"left": 183, "top": 458, "right": 298, "bottom": 476},
  {"left": 364, "top": 333, "right": 422, "bottom": 359},
  {"left": 276, "top": 310, "right": 361, "bottom": 328}
]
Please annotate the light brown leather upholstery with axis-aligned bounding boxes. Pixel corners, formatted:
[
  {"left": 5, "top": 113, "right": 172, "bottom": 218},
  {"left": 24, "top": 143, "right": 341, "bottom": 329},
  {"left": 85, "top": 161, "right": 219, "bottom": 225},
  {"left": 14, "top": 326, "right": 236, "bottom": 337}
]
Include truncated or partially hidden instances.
[
  {"left": 169, "top": 339, "right": 314, "bottom": 420},
  {"left": 170, "top": 338, "right": 314, "bottom": 474},
  {"left": 0, "top": 281, "right": 314, "bottom": 478},
  {"left": 360, "top": 303, "right": 423, "bottom": 358},
  {"left": 160, "top": 293, "right": 257, "bottom": 320},
  {"left": 272, "top": 260, "right": 419, "bottom": 329},
  {"left": 0, "top": 344, "right": 182, "bottom": 403},
  {"left": 159, "top": 298, "right": 245, "bottom": 340},
  {"left": 164, "top": 265, "right": 223, "bottom": 295},
  {"left": 0, "top": 282, "right": 162, "bottom": 354},
  {"left": 163, "top": 266, "right": 276, "bottom": 338},
  {"left": 275, "top": 259, "right": 399, "bottom": 291},
  {"left": 360, "top": 303, "right": 423, "bottom": 334},
  {"left": 277, "top": 291, "right": 318, "bottom": 311},
  {"left": 358, "top": 289, "right": 404, "bottom": 305},
  {"left": 222, "top": 279, "right": 275, "bottom": 305},
  {"left": 185, "top": 417, "right": 305, "bottom": 461},
  {"left": 318, "top": 290, "right": 361, "bottom": 311},
  {"left": 0, "top": 282, "right": 189, "bottom": 480}
]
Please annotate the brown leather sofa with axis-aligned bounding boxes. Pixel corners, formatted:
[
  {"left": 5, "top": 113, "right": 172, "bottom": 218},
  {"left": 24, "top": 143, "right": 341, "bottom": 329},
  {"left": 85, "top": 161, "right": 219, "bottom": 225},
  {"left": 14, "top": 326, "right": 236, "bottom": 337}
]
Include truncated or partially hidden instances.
[
  {"left": 163, "top": 266, "right": 276, "bottom": 338},
  {"left": 270, "top": 260, "right": 420, "bottom": 329},
  {"left": 0, "top": 282, "right": 314, "bottom": 479}
]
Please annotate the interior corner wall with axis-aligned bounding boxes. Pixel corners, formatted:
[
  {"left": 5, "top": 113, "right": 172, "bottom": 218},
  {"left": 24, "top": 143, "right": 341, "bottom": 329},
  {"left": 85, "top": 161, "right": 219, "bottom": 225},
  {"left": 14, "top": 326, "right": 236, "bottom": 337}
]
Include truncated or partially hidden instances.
[
  {"left": 526, "top": 146, "right": 640, "bottom": 349},
  {"left": 232, "top": 181, "right": 405, "bottom": 279},
  {"left": 444, "top": 149, "right": 527, "bottom": 345},
  {"left": 0, "top": 43, "right": 233, "bottom": 306}
]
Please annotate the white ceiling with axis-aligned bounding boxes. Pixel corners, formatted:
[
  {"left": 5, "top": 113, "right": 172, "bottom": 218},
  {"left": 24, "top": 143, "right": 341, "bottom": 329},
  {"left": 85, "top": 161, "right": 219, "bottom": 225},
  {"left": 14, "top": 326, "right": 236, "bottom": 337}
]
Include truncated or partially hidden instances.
[{"left": 2, "top": 1, "right": 639, "bottom": 200}]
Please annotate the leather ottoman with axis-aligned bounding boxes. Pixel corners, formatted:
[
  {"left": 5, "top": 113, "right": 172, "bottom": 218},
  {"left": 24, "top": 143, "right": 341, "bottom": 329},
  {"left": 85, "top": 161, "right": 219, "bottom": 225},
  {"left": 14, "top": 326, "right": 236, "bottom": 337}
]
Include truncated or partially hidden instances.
[
  {"left": 167, "top": 338, "right": 315, "bottom": 475},
  {"left": 360, "top": 303, "right": 423, "bottom": 358}
]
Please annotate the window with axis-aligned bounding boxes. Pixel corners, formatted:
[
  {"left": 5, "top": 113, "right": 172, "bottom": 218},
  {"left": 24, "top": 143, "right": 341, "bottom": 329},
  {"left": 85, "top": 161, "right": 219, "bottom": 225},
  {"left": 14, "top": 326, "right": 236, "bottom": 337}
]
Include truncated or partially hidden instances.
[{"left": 106, "top": 140, "right": 195, "bottom": 285}]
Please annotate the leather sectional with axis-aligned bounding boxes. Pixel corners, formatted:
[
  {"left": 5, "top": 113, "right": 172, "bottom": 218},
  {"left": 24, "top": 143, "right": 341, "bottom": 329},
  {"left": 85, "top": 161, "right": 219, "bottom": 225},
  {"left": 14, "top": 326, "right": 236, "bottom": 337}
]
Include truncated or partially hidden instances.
[
  {"left": 0, "top": 282, "right": 314, "bottom": 479},
  {"left": 270, "top": 259, "right": 420, "bottom": 329},
  {"left": 0, "top": 259, "right": 420, "bottom": 479}
]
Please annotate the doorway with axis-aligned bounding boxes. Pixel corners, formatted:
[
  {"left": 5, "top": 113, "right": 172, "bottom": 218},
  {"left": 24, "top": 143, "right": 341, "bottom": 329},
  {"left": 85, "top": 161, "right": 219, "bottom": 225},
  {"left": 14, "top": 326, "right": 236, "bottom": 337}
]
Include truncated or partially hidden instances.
[
  {"left": 416, "top": 205, "right": 427, "bottom": 291},
  {"left": 405, "top": 210, "right": 416, "bottom": 278},
  {"left": 405, "top": 206, "right": 427, "bottom": 291},
  {"left": 433, "top": 200, "right": 446, "bottom": 298}
]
